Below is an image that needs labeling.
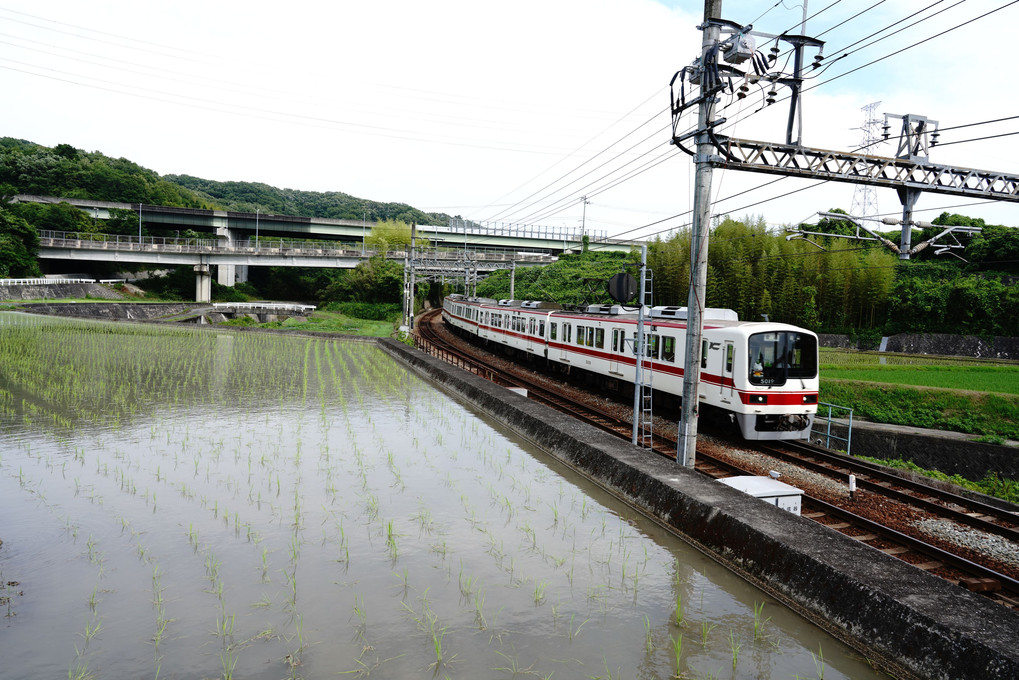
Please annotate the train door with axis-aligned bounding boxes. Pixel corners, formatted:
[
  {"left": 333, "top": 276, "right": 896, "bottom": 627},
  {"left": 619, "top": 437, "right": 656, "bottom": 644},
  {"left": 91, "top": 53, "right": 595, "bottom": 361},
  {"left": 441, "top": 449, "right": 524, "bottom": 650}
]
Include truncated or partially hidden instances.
[
  {"left": 609, "top": 328, "right": 622, "bottom": 374},
  {"left": 721, "top": 340, "right": 735, "bottom": 400}
]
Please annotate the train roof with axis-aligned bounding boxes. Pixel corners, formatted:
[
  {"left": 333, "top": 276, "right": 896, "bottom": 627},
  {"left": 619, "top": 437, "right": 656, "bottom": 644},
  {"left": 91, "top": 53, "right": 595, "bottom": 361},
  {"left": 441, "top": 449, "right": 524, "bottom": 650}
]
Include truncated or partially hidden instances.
[
  {"left": 445, "top": 294, "right": 814, "bottom": 335},
  {"left": 446, "top": 295, "right": 736, "bottom": 321}
]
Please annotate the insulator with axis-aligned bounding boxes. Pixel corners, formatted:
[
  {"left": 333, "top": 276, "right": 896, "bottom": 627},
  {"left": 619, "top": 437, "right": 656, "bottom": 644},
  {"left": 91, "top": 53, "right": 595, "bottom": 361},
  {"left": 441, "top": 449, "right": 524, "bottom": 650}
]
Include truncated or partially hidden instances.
[
  {"left": 766, "top": 89, "right": 777, "bottom": 105},
  {"left": 930, "top": 131, "right": 940, "bottom": 147}
]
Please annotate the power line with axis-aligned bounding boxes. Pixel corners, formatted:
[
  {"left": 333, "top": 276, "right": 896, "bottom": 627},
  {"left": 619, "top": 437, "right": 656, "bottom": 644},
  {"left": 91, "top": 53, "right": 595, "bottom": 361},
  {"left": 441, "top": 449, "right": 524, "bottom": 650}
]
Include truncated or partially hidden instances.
[{"left": 935, "top": 131, "right": 1019, "bottom": 147}]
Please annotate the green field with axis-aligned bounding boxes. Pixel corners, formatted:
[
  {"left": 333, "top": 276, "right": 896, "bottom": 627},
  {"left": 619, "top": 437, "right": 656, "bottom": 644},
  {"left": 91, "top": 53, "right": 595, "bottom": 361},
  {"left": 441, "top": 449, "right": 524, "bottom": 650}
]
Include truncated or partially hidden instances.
[
  {"left": 819, "top": 349, "right": 1019, "bottom": 442},
  {"left": 820, "top": 364, "right": 1019, "bottom": 395}
]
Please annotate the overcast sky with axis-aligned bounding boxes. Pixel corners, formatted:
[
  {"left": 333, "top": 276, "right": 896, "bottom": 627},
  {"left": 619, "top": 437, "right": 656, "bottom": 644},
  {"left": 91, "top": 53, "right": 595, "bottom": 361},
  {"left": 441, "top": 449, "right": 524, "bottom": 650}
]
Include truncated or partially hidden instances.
[{"left": 3, "top": 1, "right": 1017, "bottom": 244}]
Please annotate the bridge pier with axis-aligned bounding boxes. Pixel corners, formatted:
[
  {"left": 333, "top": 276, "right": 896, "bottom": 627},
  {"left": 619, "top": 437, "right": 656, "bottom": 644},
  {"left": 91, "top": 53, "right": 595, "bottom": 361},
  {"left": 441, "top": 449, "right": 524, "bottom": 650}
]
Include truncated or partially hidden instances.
[
  {"left": 215, "top": 226, "right": 238, "bottom": 287},
  {"left": 194, "top": 264, "right": 212, "bottom": 303}
]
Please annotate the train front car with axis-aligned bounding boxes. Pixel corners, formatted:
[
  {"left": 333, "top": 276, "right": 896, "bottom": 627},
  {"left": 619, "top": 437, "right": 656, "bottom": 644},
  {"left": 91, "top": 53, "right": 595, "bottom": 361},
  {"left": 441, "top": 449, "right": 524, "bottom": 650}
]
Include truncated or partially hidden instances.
[{"left": 723, "top": 323, "right": 819, "bottom": 440}]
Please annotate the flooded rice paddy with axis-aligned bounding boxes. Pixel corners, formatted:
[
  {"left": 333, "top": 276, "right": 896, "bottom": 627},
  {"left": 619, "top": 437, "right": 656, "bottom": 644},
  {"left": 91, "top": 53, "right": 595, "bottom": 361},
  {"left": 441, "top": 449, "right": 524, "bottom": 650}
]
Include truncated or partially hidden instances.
[{"left": 0, "top": 313, "right": 886, "bottom": 679}]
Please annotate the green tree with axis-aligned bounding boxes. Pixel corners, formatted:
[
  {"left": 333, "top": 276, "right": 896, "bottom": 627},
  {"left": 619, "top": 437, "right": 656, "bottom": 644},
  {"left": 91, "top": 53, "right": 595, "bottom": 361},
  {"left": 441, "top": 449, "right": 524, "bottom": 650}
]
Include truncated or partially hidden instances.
[
  {"left": 0, "top": 200, "right": 42, "bottom": 277},
  {"left": 319, "top": 256, "right": 404, "bottom": 304},
  {"left": 364, "top": 219, "right": 430, "bottom": 253},
  {"left": 965, "top": 223, "right": 1019, "bottom": 272},
  {"left": 813, "top": 208, "right": 857, "bottom": 236}
]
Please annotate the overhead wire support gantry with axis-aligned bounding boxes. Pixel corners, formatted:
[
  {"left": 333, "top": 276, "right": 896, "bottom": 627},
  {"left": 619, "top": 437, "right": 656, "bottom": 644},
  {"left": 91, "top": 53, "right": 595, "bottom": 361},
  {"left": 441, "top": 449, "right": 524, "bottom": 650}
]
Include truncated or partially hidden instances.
[{"left": 669, "top": 1, "right": 1019, "bottom": 465}]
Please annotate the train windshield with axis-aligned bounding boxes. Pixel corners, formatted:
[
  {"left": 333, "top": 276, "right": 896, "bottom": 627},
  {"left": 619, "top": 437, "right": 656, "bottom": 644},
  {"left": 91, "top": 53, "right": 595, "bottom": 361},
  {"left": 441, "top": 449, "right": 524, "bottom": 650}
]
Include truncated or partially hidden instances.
[{"left": 748, "top": 331, "right": 817, "bottom": 386}]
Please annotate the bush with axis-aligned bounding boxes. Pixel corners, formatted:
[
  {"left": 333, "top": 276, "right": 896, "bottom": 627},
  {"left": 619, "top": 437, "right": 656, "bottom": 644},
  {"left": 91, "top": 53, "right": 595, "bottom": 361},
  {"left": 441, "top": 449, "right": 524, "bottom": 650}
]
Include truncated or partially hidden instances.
[{"left": 322, "top": 301, "right": 402, "bottom": 322}]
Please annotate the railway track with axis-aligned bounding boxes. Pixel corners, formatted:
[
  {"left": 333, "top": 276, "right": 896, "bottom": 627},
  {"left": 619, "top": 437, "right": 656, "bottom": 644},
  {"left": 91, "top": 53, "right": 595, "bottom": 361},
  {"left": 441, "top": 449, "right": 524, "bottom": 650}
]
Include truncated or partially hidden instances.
[{"left": 415, "top": 309, "right": 1019, "bottom": 609}]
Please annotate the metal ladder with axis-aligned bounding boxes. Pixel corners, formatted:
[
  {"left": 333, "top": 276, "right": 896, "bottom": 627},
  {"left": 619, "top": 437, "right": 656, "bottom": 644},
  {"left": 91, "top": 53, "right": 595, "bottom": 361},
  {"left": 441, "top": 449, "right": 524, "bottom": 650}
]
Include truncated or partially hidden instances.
[{"left": 635, "top": 270, "right": 654, "bottom": 449}]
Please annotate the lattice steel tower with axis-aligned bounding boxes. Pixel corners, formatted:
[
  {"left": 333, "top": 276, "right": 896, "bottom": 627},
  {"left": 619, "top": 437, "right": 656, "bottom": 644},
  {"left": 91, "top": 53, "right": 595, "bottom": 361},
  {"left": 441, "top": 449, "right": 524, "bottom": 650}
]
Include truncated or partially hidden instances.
[{"left": 850, "top": 102, "right": 883, "bottom": 219}]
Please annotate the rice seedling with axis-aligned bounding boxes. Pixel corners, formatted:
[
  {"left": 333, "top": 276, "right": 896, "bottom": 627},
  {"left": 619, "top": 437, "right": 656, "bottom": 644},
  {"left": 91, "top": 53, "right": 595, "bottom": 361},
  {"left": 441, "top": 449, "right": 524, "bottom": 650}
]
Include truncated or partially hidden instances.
[
  {"left": 700, "top": 621, "right": 716, "bottom": 647},
  {"left": 473, "top": 590, "right": 487, "bottom": 630},
  {"left": 729, "top": 629, "right": 741, "bottom": 669},
  {"left": 669, "top": 633, "right": 683, "bottom": 676},
  {"left": 67, "top": 659, "right": 96, "bottom": 680},
  {"left": 220, "top": 647, "right": 239, "bottom": 680},
  {"left": 643, "top": 614, "right": 654, "bottom": 652},
  {"left": 385, "top": 519, "right": 399, "bottom": 560},
  {"left": 81, "top": 618, "right": 103, "bottom": 645},
  {"left": 533, "top": 580, "right": 548, "bottom": 605},
  {"left": 753, "top": 601, "right": 770, "bottom": 641},
  {"left": 568, "top": 613, "right": 589, "bottom": 641},
  {"left": 812, "top": 644, "right": 826, "bottom": 679}
]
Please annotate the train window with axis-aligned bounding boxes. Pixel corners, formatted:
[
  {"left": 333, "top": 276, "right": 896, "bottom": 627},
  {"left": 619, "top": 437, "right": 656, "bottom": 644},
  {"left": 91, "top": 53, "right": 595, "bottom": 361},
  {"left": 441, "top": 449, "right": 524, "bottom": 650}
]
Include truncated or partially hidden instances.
[
  {"left": 612, "top": 329, "right": 621, "bottom": 352},
  {"left": 576, "top": 325, "right": 586, "bottom": 346},
  {"left": 595, "top": 328, "right": 604, "bottom": 349},
  {"left": 538, "top": 321, "right": 545, "bottom": 337},
  {"left": 726, "top": 344, "right": 734, "bottom": 373},
  {"left": 565, "top": 324, "right": 572, "bottom": 343},
  {"left": 647, "top": 334, "right": 660, "bottom": 359},
  {"left": 701, "top": 340, "right": 708, "bottom": 369},
  {"left": 550, "top": 323, "right": 558, "bottom": 340},
  {"left": 663, "top": 336, "right": 676, "bottom": 362},
  {"left": 748, "top": 331, "right": 818, "bottom": 385},
  {"left": 586, "top": 327, "right": 595, "bottom": 347}
]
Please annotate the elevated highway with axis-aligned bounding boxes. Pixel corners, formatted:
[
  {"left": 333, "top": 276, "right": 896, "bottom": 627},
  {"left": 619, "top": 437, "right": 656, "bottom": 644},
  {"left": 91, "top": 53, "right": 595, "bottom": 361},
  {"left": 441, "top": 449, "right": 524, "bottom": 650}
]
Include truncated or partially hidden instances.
[
  {"left": 38, "top": 230, "right": 554, "bottom": 302},
  {"left": 17, "top": 194, "right": 635, "bottom": 255}
]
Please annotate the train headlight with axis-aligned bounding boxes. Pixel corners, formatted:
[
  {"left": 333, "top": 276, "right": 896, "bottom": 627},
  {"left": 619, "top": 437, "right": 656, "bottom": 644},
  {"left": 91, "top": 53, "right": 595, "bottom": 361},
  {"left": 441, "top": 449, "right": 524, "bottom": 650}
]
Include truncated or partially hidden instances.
[
  {"left": 802, "top": 394, "right": 817, "bottom": 404},
  {"left": 749, "top": 395, "right": 768, "bottom": 404}
]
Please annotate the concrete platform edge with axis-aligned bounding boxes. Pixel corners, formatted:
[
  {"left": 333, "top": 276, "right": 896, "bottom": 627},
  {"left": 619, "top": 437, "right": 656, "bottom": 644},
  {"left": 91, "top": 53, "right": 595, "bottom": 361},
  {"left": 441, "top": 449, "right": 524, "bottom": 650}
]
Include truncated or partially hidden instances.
[{"left": 379, "top": 338, "right": 1019, "bottom": 680}]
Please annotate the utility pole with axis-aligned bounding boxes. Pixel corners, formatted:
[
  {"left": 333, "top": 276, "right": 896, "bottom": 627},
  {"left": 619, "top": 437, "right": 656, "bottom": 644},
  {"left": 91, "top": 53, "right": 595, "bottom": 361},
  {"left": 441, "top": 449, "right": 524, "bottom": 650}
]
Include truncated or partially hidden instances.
[
  {"left": 677, "top": 0, "right": 722, "bottom": 469},
  {"left": 409, "top": 223, "right": 417, "bottom": 329},
  {"left": 580, "top": 196, "right": 589, "bottom": 238}
]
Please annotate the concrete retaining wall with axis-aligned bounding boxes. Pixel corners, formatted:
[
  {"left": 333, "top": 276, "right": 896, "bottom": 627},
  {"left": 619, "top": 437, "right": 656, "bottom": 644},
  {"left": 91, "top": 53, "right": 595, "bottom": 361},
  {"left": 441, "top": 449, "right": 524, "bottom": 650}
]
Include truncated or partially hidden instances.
[
  {"left": 379, "top": 338, "right": 1019, "bottom": 680},
  {"left": 821, "top": 332, "right": 1019, "bottom": 359},
  {"left": 823, "top": 421, "right": 1019, "bottom": 481},
  {"left": 16, "top": 302, "right": 194, "bottom": 320},
  {"left": 0, "top": 282, "right": 123, "bottom": 301}
]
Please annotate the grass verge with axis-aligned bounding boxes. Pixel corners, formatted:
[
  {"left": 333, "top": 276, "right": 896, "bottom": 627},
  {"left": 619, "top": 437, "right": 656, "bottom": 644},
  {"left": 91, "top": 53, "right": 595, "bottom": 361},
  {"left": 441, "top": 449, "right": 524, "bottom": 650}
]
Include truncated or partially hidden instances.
[
  {"left": 220, "top": 310, "right": 396, "bottom": 337},
  {"left": 856, "top": 456, "right": 1019, "bottom": 504},
  {"left": 820, "top": 379, "right": 1019, "bottom": 441}
]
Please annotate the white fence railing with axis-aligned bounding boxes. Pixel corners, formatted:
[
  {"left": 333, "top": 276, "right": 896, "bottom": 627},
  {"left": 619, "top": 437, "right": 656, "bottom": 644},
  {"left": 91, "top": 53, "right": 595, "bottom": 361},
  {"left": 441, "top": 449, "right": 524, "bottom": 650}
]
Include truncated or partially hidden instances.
[
  {"left": 0, "top": 277, "right": 97, "bottom": 285},
  {"left": 212, "top": 302, "right": 316, "bottom": 313},
  {"left": 37, "top": 231, "right": 556, "bottom": 263}
]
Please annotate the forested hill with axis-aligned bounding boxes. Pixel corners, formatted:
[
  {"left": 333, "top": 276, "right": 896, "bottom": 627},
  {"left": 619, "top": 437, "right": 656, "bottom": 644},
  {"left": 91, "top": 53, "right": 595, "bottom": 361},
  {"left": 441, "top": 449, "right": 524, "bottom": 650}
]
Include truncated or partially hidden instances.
[
  {"left": 0, "top": 137, "right": 212, "bottom": 208},
  {"left": 166, "top": 174, "right": 447, "bottom": 226},
  {"left": 0, "top": 137, "right": 448, "bottom": 225}
]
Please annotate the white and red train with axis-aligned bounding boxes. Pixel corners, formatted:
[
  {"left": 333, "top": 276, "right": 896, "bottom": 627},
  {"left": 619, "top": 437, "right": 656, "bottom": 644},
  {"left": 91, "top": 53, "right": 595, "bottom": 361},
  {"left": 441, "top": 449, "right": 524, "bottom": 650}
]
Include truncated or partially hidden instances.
[{"left": 441, "top": 294, "right": 819, "bottom": 441}]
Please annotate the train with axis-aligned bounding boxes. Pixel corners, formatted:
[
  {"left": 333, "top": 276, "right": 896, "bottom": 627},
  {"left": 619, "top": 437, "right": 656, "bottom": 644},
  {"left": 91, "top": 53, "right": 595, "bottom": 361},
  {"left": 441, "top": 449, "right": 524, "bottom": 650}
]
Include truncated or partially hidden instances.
[{"left": 441, "top": 294, "right": 819, "bottom": 441}]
